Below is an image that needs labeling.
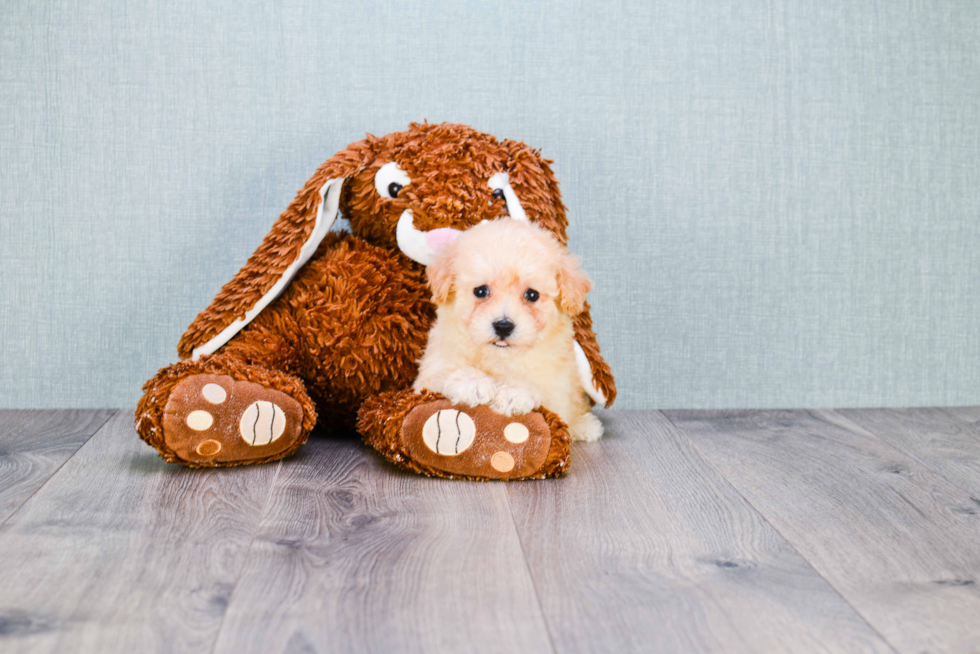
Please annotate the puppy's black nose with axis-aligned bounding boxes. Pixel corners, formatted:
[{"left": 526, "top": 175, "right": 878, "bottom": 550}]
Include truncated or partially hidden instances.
[{"left": 492, "top": 318, "right": 515, "bottom": 339}]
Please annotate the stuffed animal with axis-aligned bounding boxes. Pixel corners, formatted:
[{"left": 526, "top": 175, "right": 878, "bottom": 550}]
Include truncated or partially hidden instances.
[{"left": 135, "top": 122, "right": 616, "bottom": 480}]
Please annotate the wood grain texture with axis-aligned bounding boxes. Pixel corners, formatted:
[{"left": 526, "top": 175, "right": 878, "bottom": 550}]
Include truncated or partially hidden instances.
[
  {"left": 212, "top": 433, "right": 553, "bottom": 654},
  {"left": 0, "top": 409, "right": 114, "bottom": 525},
  {"left": 507, "top": 411, "right": 893, "bottom": 654},
  {"left": 3, "top": 408, "right": 979, "bottom": 653},
  {"left": 0, "top": 411, "right": 280, "bottom": 653},
  {"left": 666, "top": 409, "right": 980, "bottom": 654},
  {"left": 838, "top": 408, "right": 980, "bottom": 499}
]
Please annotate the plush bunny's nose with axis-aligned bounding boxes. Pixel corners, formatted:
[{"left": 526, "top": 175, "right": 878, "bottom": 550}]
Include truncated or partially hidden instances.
[{"left": 493, "top": 319, "right": 515, "bottom": 339}]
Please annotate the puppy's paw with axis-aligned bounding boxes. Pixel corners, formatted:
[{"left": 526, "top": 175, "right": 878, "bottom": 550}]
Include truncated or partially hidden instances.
[
  {"left": 570, "top": 411, "right": 604, "bottom": 442},
  {"left": 443, "top": 368, "right": 497, "bottom": 407},
  {"left": 491, "top": 385, "right": 540, "bottom": 416}
]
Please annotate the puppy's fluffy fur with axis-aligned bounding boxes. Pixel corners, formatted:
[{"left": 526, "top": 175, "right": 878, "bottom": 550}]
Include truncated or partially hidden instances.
[{"left": 414, "top": 219, "right": 603, "bottom": 441}]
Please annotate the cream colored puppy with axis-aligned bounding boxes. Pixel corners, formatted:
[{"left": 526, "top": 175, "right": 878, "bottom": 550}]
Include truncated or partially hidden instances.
[{"left": 413, "top": 218, "right": 603, "bottom": 442}]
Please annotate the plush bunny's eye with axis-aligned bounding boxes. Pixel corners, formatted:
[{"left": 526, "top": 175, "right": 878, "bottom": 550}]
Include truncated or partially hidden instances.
[
  {"left": 487, "top": 171, "right": 528, "bottom": 221},
  {"left": 375, "top": 162, "right": 411, "bottom": 199}
]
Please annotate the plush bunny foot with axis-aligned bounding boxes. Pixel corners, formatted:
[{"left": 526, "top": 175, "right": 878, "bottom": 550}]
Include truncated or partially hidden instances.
[
  {"left": 156, "top": 374, "right": 307, "bottom": 466},
  {"left": 358, "top": 389, "right": 572, "bottom": 480}
]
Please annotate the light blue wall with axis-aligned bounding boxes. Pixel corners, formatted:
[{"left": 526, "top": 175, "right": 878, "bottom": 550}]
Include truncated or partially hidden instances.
[{"left": 2, "top": 0, "right": 979, "bottom": 410}]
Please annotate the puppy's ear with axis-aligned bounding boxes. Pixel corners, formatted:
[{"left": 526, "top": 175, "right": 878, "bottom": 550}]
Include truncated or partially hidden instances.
[
  {"left": 557, "top": 253, "right": 592, "bottom": 316},
  {"left": 426, "top": 245, "right": 457, "bottom": 304},
  {"left": 177, "top": 139, "right": 376, "bottom": 360}
]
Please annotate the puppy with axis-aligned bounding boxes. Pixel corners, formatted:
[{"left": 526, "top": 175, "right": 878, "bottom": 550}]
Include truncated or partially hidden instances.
[{"left": 413, "top": 219, "right": 603, "bottom": 442}]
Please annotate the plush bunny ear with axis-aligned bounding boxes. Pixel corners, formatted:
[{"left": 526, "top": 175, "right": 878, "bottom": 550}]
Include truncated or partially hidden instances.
[
  {"left": 177, "top": 141, "right": 374, "bottom": 360},
  {"left": 501, "top": 140, "right": 569, "bottom": 245}
]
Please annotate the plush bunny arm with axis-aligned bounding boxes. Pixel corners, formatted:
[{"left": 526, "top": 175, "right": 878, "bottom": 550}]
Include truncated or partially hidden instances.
[{"left": 573, "top": 302, "right": 616, "bottom": 408}]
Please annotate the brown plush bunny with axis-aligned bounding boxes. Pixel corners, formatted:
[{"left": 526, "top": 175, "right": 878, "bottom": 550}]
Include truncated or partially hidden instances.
[{"left": 135, "top": 122, "right": 616, "bottom": 480}]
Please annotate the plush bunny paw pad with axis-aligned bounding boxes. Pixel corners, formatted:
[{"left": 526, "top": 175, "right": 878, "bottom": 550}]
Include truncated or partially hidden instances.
[
  {"left": 399, "top": 400, "right": 553, "bottom": 480},
  {"left": 162, "top": 374, "right": 304, "bottom": 465}
]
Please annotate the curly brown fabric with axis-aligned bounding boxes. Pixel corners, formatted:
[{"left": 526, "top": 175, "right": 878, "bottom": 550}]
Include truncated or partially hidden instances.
[{"left": 574, "top": 302, "right": 617, "bottom": 407}]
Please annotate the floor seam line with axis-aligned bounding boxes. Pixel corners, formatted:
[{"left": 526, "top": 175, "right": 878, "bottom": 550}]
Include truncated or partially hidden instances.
[
  {"left": 825, "top": 409, "right": 980, "bottom": 500},
  {"left": 0, "top": 409, "right": 118, "bottom": 531},
  {"left": 504, "top": 485, "right": 559, "bottom": 654},
  {"left": 208, "top": 458, "right": 284, "bottom": 654},
  {"left": 658, "top": 409, "right": 902, "bottom": 654}
]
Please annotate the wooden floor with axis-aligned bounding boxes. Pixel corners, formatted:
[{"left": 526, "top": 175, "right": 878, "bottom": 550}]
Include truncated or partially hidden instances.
[{"left": 1, "top": 409, "right": 979, "bottom": 653}]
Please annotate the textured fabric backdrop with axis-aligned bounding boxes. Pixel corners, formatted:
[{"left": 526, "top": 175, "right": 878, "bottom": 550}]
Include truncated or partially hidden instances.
[{"left": 2, "top": 0, "right": 979, "bottom": 410}]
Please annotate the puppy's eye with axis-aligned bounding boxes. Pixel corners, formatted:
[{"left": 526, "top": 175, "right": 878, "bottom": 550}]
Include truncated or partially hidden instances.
[
  {"left": 524, "top": 289, "right": 539, "bottom": 303},
  {"left": 375, "top": 162, "right": 411, "bottom": 200},
  {"left": 474, "top": 285, "right": 490, "bottom": 299}
]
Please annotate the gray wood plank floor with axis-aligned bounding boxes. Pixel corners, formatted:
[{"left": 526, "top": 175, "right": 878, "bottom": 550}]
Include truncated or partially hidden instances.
[
  {"left": 664, "top": 409, "right": 980, "bottom": 654},
  {"left": 0, "top": 407, "right": 978, "bottom": 654},
  {"left": 0, "top": 409, "right": 114, "bottom": 526},
  {"left": 507, "top": 411, "right": 892, "bottom": 654}
]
